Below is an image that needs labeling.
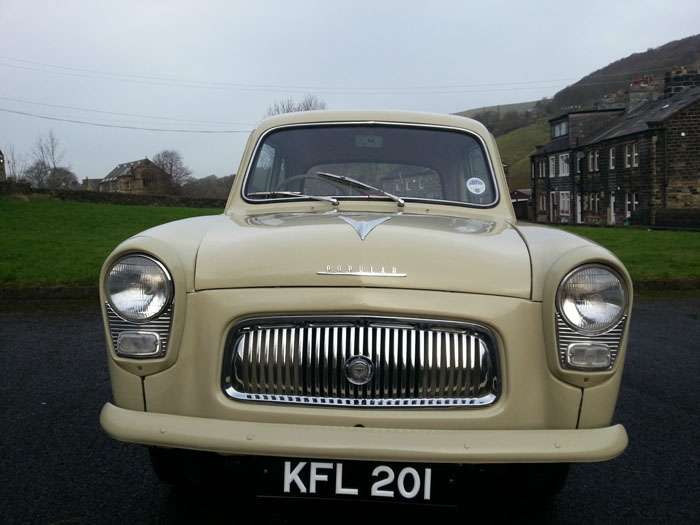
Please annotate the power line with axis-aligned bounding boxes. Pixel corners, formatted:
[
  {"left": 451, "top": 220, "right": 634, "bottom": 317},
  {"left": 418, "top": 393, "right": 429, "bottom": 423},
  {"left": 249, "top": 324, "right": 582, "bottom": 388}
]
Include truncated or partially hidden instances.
[
  {"left": 0, "top": 55, "right": 574, "bottom": 94},
  {"left": 0, "top": 95, "right": 254, "bottom": 126},
  {"left": 0, "top": 54, "right": 681, "bottom": 95},
  {"left": 0, "top": 107, "right": 253, "bottom": 133}
]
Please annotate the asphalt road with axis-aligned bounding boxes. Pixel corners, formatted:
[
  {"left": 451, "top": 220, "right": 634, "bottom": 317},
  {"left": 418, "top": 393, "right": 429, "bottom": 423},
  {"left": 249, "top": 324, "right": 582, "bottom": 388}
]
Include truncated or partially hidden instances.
[{"left": 1, "top": 294, "right": 698, "bottom": 524}]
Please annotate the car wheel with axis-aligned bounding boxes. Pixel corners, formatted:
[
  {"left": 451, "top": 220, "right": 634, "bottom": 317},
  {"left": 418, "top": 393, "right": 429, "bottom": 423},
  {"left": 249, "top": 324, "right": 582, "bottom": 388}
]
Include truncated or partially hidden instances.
[
  {"left": 148, "top": 447, "right": 188, "bottom": 486},
  {"left": 148, "top": 447, "right": 219, "bottom": 487},
  {"left": 515, "top": 463, "right": 570, "bottom": 497}
]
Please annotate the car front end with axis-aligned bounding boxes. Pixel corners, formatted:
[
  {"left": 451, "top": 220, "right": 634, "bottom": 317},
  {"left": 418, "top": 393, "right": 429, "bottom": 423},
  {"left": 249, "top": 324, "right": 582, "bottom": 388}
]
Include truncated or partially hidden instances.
[{"left": 100, "top": 110, "right": 632, "bottom": 501}]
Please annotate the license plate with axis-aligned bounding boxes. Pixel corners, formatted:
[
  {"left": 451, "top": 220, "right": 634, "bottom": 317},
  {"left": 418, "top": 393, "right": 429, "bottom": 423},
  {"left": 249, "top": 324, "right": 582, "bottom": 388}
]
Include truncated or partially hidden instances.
[{"left": 257, "top": 458, "right": 460, "bottom": 505}]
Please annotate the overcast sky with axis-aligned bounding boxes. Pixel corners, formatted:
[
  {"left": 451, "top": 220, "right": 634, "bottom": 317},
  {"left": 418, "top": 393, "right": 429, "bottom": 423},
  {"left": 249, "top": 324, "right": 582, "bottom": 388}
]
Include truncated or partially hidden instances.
[{"left": 1, "top": 0, "right": 698, "bottom": 181}]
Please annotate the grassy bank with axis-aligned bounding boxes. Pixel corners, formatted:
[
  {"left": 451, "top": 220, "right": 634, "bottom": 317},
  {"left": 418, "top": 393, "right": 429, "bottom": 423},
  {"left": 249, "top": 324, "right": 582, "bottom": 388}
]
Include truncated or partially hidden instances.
[
  {"left": 1, "top": 195, "right": 698, "bottom": 288},
  {"left": 557, "top": 225, "right": 700, "bottom": 281},
  {"left": 0, "top": 195, "right": 222, "bottom": 287}
]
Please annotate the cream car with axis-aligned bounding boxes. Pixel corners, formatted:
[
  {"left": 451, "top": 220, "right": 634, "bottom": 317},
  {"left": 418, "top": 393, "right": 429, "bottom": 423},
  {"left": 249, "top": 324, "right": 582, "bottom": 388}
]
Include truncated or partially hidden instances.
[{"left": 100, "top": 110, "right": 632, "bottom": 501}]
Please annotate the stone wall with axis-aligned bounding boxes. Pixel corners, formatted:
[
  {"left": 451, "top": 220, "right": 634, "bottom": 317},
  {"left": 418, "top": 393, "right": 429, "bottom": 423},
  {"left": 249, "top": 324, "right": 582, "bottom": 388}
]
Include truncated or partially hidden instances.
[
  {"left": 0, "top": 180, "right": 225, "bottom": 209},
  {"left": 664, "top": 101, "right": 700, "bottom": 209}
]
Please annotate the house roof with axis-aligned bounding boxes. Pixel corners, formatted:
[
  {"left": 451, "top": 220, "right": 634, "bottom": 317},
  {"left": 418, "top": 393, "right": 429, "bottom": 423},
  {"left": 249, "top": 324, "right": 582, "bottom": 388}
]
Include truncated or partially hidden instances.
[
  {"left": 534, "top": 110, "right": 625, "bottom": 156},
  {"left": 583, "top": 86, "right": 700, "bottom": 145},
  {"left": 102, "top": 159, "right": 153, "bottom": 183},
  {"left": 533, "top": 136, "right": 570, "bottom": 156}
]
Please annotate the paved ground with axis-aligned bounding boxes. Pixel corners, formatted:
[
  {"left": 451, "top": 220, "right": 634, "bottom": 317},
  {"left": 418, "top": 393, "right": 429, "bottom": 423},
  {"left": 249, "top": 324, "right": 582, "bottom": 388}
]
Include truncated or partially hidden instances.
[{"left": 0, "top": 294, "right": 698, "bottom": 524}]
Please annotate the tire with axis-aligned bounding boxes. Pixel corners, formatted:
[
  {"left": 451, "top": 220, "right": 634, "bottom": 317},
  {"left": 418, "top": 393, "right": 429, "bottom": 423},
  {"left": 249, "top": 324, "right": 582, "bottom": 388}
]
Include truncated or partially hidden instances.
[
  {"left": 148, "top": 447, "right": 189, "bottom": 486},
  {"left": 515, "top": 463, "right": 570, "bottom": 497}
]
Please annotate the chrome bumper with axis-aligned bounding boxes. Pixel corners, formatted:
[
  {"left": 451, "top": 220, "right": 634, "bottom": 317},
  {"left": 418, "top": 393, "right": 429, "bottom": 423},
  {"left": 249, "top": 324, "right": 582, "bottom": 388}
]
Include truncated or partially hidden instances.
[{"left": 101, "top": 403, "right": 627, "bottom": 463}]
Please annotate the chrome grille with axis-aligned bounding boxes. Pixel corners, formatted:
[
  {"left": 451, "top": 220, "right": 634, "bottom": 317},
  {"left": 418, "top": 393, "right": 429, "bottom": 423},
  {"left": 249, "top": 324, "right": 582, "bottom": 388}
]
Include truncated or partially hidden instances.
[
  {"left": 222, "top": 317, "right": 500, "bottom": 407},
  {"left": 556, "top": 313, "right": 626, "bottom": 370},
  {"left": 105, "top": 302, "right": 173, "bottom": 358}
]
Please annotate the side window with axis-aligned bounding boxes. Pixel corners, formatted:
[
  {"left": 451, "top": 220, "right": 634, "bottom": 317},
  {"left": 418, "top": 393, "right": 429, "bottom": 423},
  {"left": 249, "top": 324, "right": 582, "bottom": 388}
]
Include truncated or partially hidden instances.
[{"left": 250, "top": 144, "right": 277, "bottom": 192}]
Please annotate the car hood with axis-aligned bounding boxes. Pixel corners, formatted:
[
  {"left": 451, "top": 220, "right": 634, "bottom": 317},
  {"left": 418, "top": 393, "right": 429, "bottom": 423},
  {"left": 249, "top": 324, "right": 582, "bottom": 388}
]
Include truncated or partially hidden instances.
[{"left": 195, "top": 211, "right": 531, "bottom": 299}]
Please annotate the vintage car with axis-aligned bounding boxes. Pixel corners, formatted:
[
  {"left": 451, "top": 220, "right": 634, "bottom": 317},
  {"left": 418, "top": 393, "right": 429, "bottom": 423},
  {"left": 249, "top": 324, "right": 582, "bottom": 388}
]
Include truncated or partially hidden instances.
[{"left": 100, "top": 110, "right": 632, "bottom": 501}]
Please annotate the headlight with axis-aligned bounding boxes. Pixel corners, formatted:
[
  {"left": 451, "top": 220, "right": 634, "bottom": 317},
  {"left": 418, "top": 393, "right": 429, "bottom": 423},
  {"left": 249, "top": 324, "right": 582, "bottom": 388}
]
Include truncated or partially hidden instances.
[
  {"left": 556, "top": 264, "right": 627, "bottom": 335},
  {"left": 105, "top": 254, "right": 173, "bottom": 322}
]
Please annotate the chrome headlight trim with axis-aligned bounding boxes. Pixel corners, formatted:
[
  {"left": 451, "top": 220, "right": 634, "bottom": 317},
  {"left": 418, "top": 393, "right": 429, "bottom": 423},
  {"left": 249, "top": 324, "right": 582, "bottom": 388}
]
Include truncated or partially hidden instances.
[
  {"left": 105, "top": 253, "right": 174, "bottom": 323},
  {"left": 556, "top": 264, "right": 628, "bottom": 336}
]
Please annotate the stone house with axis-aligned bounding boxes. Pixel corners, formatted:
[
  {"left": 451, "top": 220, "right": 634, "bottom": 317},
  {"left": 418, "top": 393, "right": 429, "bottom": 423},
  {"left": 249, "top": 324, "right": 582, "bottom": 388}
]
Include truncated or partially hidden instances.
[
  {"left": 98, "top": 158, "right": 172, "bottom": 195},
  {"left": 81, "top": 178, "right": 102, "bottom": 191},
  {"left": 531, "top": 71, "right": 700, "bottom": 227}
]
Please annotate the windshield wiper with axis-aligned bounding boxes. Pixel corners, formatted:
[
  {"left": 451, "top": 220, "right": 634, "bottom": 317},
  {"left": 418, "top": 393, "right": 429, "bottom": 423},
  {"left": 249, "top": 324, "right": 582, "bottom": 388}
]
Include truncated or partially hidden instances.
[
  {"left": 248, "top": 191, "right": 338, "bottom": 205},
  {"left": 316, "top": 171, "right": 405, "bottom": 207}
]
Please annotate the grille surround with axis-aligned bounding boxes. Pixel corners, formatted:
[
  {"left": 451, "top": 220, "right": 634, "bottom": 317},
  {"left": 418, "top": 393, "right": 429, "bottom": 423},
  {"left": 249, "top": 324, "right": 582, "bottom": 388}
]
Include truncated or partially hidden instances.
[
  {"left": 222, "top": 316, "right": 500, "bottom": 408},
  {"left": 105, "top": 302, "right": 173, "bottom": 358},
  {"left": 555, "top": 312, "right": 627, "bottom": 370}
]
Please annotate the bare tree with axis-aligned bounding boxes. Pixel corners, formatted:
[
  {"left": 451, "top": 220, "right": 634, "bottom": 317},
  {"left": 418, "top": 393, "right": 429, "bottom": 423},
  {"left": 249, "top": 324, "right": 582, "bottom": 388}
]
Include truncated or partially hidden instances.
[
  {"left": 32, "top": 130, "right": 65, "bottom": 170},
  {"left": 4, "top": 143, "right": 27, "bottom": 181},
  {"left": 263, "top": 94, "right": 327, "bottom": 118},
  {"left": 152, "top": 150, "right": 194, "bottom": 189}
]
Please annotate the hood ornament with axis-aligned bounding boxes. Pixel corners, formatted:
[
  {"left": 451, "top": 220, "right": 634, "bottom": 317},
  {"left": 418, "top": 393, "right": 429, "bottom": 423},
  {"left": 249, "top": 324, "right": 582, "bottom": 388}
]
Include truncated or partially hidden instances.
[{"left": 339, "top": 216, "right": 390, "bottom": 240}]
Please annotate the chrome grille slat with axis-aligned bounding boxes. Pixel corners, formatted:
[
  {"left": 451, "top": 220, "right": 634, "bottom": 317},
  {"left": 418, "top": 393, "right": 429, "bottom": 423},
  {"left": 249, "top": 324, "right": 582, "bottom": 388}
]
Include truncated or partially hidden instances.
[{"left": 223, "top": 316, "right": 499, "bottom": 407}]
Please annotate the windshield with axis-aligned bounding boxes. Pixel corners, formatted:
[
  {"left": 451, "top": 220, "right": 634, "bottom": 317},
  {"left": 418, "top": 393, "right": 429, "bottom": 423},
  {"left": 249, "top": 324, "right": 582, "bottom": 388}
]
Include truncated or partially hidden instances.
[{"left": 243, "top": 124, "right": 498, "bottom": 207}]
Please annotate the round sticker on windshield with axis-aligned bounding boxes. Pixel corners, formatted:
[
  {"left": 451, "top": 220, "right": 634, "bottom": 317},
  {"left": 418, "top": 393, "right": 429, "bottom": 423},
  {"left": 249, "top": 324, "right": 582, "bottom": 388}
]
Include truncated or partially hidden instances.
[{"left": 467, "top": 178, "right": 486, "bottom": 195}]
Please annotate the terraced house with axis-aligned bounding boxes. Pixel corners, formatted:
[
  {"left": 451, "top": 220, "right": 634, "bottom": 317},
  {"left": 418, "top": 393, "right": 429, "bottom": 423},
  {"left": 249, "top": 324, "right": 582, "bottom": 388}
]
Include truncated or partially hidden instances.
[{"left": 531, "top": 69, "right": 700, "bottom": 227}]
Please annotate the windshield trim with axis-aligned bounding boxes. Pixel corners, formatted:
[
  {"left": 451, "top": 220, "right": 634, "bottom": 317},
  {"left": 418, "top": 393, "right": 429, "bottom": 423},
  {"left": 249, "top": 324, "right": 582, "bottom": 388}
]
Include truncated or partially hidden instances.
[{"left": 239, "top": 121, "right": 501, "bottom": 209}]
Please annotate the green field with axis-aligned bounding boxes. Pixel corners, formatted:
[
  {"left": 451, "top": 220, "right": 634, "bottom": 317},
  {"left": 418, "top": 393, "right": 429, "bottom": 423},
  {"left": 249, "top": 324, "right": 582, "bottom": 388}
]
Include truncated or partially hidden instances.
[
  {"left": 1, "top": 196, "right": 698, "bottom": 288},
  {"left": 0, "top": 195, "right": 222, "bottom": 287},
  {"left": 496, "top": 120, "right": 550, "bottom": 191},
  {"left": 557, "top": 225, "right": 700, "bottom": 282}
]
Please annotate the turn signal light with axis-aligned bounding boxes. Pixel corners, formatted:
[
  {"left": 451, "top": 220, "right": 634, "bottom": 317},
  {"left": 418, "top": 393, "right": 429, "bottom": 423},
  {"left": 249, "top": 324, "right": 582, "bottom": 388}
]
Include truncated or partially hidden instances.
[{"left": 567, "top": 343, "right": 611, "bottom": 370}]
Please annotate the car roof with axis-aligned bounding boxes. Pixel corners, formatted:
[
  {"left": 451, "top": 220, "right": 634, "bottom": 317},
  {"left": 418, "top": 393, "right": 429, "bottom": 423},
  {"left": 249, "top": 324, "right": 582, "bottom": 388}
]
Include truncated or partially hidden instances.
[{"left": 255, "top": 109, "right": 490, "bottom": 136}]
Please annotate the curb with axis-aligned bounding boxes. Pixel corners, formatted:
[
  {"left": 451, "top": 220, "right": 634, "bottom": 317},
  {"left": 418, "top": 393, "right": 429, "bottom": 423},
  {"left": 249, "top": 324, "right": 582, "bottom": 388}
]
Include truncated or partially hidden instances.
[
  {"left": 633, "top": 279, "right": 700, "bottom": 291},
  {"left": 1, "top": 280, "right": 699, "bottom": 301},
  {"left": 0, "top": 286, "right": 99, "bottom": 301}
]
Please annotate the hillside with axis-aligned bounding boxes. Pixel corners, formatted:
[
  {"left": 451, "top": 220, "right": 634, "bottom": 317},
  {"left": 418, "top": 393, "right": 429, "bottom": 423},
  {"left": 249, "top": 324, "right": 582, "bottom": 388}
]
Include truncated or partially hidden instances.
[
  {"left": 552, "top": 34, "right": 700, "bottom": 111},
  {"left": 496, "top": 120, "right": 550, "bottom": 190},
  {"left": 455, "top": 100, "right": 539, "bottom": 119}
]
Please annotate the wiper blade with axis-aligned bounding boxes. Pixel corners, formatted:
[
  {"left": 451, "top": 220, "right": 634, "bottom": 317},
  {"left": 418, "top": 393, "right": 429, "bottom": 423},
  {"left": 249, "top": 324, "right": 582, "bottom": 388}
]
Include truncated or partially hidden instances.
[
  {"left": 316, "top": 171, "right": 405, "bottom": 207},
  {"left": 248, "top": 191, "right": 338, "bottom": 205}
]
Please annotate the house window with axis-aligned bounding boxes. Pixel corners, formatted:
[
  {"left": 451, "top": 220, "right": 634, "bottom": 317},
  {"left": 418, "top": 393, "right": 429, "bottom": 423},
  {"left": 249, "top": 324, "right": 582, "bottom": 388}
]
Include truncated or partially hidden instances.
[
  {"left": 551, "top": 120, "right": 569, "bottom": 138},
  {"left": 594, "top": 150, "right": 600, "bottom": 172},
  {"left": 589, "top": 193, "right": 600, "bottom": 213},
  {"left": 609, "top": 148, "right": 615, "bottom": 170},
  {"left": 539, "top": 193, "right": 547, "bottom": 212},
  {"left": 143, "top": 177, "right": 153, "bottom": 188},
  {"left": 560, "top": 191, "right": 570, "bottom": 216},
  {"left": 549, "top": 156, "right": 556, "bottom": 178},
  {"left": 625, "top": 143, "right": 639, "bottom": 168},
  {"left": 539, "top": 159, "right": 547, "bottom": 178},
  {"left": 559, "top": 154, "right": 569, "bottom": 177},
  {"left": 625, "top": 192, "right": 639, "bottom": 218}
]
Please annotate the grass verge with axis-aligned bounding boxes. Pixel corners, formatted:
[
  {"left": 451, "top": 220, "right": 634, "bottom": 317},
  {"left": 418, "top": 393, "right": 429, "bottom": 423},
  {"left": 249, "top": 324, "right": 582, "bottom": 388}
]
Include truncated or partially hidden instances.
[
  {"left": 1, "top": 195, "right": 698, "bottom": 288},
  {"left": 0, "top": 195, "right": 221, "bottom": 287},
  {"left": 557, "top": 225, "right": 700, "bottom": 282}
]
